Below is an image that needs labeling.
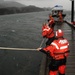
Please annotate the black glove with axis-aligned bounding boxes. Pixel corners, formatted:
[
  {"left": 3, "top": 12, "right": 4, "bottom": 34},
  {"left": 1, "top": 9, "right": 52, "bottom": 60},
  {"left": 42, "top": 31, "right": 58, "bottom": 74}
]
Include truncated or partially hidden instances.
[{"left": 43, "top": 36, "right": 46, "bottom": 38}]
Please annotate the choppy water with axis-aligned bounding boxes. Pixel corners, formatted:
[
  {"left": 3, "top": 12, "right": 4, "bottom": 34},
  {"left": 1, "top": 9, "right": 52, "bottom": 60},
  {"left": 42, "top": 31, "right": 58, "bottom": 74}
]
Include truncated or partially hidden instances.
[
  {"left": 0, "top": 11, "right": 48, "bottom": 48},
  {"left": 0, "top": 11, "right": 74, "bottom": 48}
]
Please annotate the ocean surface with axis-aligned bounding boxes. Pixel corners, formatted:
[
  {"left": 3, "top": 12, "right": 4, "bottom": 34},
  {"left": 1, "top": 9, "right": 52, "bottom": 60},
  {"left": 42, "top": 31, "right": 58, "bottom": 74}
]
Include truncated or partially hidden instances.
[
  {"left": 0, "top": 11, "right": 74, "bottom": 48},
  {"left": 0, "top": 11, "right": 75, "bottom": 75}
]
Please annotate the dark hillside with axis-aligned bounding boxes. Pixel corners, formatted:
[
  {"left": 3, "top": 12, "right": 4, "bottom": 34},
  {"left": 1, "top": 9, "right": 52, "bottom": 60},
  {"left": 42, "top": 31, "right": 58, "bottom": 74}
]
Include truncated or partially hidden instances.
[
  {"left": 0, "top": 1, "right": 44, "bottom": 15},
  {"left": 0, "top": 1, "right": 25, "bottom": 8},
  {"left": 0, "top": 6, "right": 44, "bottom": 15},
  {"left": 21, "top": 5, "right": 44, "bottom": 13}
]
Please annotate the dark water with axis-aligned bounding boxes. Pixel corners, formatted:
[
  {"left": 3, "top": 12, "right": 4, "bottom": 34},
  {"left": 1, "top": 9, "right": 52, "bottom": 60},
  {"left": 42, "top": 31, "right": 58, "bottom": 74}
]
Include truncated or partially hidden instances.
[
  {"left": 0, "top": 11, "right": 50, "bottom": 75},
  {"left": 0, "top": 12, "right": 45, "bottom": 48},
  {"left": 0, "top": 11, "right": 75, "bottom": 75},
  {"left": 0, "top": 11, "right": 74, "bottom": 48}
]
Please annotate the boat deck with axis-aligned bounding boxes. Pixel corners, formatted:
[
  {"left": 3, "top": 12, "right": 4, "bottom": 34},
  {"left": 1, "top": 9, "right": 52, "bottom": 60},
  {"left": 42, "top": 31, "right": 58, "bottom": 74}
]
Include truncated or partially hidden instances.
[{"left": 60, "top": 22, "right": 75, "bottom": 75}]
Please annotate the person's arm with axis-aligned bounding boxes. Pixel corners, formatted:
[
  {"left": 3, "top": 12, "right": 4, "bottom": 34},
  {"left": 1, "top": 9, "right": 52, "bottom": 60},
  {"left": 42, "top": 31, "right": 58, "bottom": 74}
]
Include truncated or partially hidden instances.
[
  {"left": 37, "top": 45, "right": 54, "bottom": 55},
  {"left": 37, "top": 48, "right": 49, "bottom": 55}
]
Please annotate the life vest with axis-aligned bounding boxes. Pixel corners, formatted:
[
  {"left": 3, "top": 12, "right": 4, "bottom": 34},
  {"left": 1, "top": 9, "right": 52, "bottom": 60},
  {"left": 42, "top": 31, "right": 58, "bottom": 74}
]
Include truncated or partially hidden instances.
[
  {"left": 71, "top": 21, "right": 75, "bottom": 25},
  {"left": 42, "top": 24, "right": 54, "bottom": 38},
  {"left": 48, "top": 17, "right": 55, "bottom": 27},
  {"left": 58, "top": 12, "right": 63, "bottom": 22},
  {"left": 58, "top": 12, "right": 62, "bottom": 18},
  {"left": 50, "top": 38, "right": 69, "bottom": 60}
]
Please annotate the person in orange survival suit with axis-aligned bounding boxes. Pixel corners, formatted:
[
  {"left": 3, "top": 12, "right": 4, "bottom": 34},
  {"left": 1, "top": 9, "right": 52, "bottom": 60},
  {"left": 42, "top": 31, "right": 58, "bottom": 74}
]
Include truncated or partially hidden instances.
[
  {"left": 48, "top": 14, "right": 55, "bottom": 29},
  {"left": 37, "top": 29, "right": 70, "bottom": 75},
  {"left": 58, "top": 11, "right": 63, "bottom": 22},
  {"left": 42, "top": 23, "right": 55, "bottom": 46}
]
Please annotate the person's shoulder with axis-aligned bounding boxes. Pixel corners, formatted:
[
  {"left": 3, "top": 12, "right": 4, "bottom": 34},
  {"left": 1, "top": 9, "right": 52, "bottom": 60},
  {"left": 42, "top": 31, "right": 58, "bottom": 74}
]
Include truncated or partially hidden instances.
[
  {"left": 51, "top": 39, "right": 58, "bottom": 44},
  {"left": 64, "top": 38, "right": 69, "bottom": 41}
]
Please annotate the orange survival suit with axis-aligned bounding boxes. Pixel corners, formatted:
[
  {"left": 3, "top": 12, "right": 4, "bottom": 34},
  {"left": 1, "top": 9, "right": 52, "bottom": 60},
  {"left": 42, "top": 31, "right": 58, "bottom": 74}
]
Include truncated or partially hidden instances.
[
  {"left": 40, "top": 29, "right": 70, "bottom": 75},
  {"left": 48, "top": 15, "right": 55, "bottom": 28},
  {"left": 42, "top": 23, "right": 55, "bottom": 45},
  {"left": 58, "top": 12, "right": 63, "bottom": 22}
]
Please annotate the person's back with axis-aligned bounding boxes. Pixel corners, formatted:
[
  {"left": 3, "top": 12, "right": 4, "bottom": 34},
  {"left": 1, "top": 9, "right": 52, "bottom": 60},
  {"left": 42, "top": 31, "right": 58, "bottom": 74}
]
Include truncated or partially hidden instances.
[
  {"left": 42, "top": 23, "right": 55, "bottom": 45},
  {"left": 51, "top": 37, "right": 69, "bottom": 60},
  {"left": 48, "top": 14, "right": 55, "bottom": 28},
  {"left": 58, "top": 12, "right": 63, "bottom": 22},
  {"left": 42, "top": 24, "right": 54, "bottom": 38}
]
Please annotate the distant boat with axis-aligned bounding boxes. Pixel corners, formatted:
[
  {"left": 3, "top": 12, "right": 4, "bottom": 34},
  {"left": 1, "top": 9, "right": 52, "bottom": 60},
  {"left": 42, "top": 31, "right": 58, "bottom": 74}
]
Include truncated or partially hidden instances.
[{"left": 51, "top": 5, "right": 66, "bottom": 19}]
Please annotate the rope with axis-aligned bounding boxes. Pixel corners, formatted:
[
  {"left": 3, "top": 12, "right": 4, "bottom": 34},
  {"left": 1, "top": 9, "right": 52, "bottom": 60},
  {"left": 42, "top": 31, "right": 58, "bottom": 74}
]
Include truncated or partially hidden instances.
[
  {"left": 0, "top": 38, "right": 45, "bottom": 51},
  {"left": 39, "top": 38, "right": 45, "bottom": 48},
  {"left": 0, "top": 47, "right": 37, "bottom": 51}
]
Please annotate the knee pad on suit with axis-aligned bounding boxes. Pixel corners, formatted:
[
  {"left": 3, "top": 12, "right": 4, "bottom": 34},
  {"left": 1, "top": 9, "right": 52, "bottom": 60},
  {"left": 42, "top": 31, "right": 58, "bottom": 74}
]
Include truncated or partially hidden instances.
[{"left": 58, "top": 65, "right": 66, "bottom": 74}]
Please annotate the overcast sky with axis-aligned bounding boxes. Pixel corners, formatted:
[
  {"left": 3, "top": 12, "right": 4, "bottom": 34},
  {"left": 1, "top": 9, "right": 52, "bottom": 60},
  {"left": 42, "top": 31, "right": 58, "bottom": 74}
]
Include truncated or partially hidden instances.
[{"left": 3, "top": 0, "right": 75, "bottom": 10}]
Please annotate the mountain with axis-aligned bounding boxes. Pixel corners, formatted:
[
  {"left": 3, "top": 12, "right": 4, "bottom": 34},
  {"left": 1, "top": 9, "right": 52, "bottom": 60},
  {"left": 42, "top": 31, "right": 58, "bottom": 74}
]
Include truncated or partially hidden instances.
[
  {"left": 0, "top": 1, "right": 45, "bottom": 15},
  {"left": 0, "top": 4, "right": 44, "bottom": 15},
  {"left": 0, "top": 1, "right": 26, "bottom": 8},
  {"left": 21, "top": 5, "right": 44, "bottom": 12}
]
